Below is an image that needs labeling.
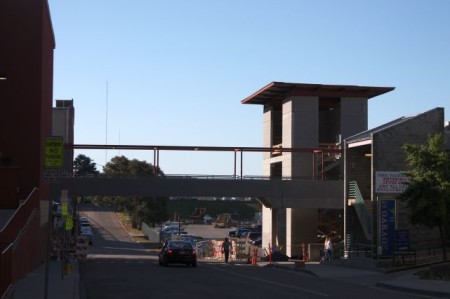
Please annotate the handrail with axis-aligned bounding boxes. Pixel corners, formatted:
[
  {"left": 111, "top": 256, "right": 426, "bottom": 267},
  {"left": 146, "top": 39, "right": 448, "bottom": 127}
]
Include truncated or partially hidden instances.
[
  {"left": 0, "top": 243, "right": 13, "bottom": 299},
  {"left": 0, "top": 188, "right": 39, "bottom": 243},
  {"left": 0, "top": 188, "right": 40, "bottom": 299},
  {"left": 348, "top": 181, "right": 371, "bottom": 240},
  {"left": 69, "top": 174, "right": 334, "bottom": 181}
]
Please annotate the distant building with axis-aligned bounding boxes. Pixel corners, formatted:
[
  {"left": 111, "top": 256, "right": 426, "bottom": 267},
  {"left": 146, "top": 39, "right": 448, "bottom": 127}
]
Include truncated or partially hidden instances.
[{"left": 53, "top": 99, "right": 75, "bottom": 175}]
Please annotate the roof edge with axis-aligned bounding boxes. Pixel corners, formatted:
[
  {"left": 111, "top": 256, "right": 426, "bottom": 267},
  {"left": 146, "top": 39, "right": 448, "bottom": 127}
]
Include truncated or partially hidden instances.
[{"left": 241, "top": 82, "right": 395, "bottom": 105}]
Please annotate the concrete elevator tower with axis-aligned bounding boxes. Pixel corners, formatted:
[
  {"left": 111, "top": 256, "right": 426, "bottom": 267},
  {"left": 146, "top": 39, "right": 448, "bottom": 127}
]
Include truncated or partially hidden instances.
[{"left": 242, "top": 82, "right": 394, "bottom": 257}]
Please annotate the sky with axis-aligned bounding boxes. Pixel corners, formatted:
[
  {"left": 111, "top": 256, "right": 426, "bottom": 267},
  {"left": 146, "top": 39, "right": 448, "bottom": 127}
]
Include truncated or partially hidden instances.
[{"left": 48, "top": 0, "right": 450, "bottom": 176}]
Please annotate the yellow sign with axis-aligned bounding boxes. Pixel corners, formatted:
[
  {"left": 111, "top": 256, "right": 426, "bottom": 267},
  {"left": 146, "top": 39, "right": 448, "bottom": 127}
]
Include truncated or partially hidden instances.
[
  {"left": 66, "top": 216, "right": 73, "bottom": 231},
  {"left": 61, "top": 202, "right": 68, "bottom": 216},
  {"left": 45, "top": 137, "right": 64, "bottom": 168}
]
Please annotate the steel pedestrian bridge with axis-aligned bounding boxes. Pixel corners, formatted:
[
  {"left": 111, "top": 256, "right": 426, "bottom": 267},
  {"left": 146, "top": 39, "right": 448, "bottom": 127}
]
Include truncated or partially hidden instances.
[{"left": 54, "top": 144, "right": 343, "bottom": 209}]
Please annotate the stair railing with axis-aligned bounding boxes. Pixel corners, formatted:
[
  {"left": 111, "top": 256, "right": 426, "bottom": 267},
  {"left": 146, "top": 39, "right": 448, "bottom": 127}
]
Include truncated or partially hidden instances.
[{"left": 348, "top": 181, "right": 372, "bottom": 240}]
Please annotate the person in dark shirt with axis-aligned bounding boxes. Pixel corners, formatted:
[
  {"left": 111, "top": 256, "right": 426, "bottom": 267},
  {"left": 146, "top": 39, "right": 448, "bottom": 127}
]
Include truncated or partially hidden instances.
[{"left": 221, "top": 237, "right": 231, "bottom": 263}]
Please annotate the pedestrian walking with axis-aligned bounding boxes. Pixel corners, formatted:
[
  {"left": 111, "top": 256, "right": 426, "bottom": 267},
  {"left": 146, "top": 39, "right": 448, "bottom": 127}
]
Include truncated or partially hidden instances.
[
  {"left": 321, "top": 236, "right": 333, "bottom": 261},
  {"left": 222, "top": 237, "right": 231, "bottom": 263}
]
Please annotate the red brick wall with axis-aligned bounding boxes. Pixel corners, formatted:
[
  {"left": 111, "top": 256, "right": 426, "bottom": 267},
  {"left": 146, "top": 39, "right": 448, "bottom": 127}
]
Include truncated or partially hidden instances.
[{"left": 0, "top": 0, "right": 54, "bottom": 203}]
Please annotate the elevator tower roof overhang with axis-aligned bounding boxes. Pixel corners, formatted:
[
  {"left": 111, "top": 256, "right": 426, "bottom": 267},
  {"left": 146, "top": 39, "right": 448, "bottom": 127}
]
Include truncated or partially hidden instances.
[{"left": 241, "top": 81, "right": 395, "bottom": 105}]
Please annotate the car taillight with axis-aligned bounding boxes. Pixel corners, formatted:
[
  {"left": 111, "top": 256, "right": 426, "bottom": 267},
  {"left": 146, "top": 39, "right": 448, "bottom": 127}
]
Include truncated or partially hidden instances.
[
  {"left": 167, "top": 249, "right": 173, "bottom": 254},
  {"left": 192, "top": 250, "right": 196, "bottom": 255}
]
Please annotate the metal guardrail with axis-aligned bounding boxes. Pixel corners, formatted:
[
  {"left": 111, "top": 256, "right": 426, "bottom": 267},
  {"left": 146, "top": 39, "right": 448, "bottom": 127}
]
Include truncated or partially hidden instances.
[{"left": 71, "top": 173, "right": 329, "bottom": 181}]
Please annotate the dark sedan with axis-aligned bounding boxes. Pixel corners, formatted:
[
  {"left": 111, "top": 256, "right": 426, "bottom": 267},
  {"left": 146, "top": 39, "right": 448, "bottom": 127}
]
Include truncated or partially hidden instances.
[{"left": 159, "top": 240, "right": 197, "bottom": 267}]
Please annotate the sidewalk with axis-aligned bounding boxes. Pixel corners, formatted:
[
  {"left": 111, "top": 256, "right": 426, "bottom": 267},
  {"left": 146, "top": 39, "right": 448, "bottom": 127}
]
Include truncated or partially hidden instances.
[
  {"left": 264, "top": 259, "right": 450, "bottom": 298},
  {"left": 11, "top": 260, "right": 80, "bottom": 299}
]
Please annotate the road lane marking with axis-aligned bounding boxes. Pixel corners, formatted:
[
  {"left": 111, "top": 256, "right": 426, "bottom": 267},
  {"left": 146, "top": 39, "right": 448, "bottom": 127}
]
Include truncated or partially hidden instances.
[{"left": 210, "top": 266, "right": 329, "bottom": 297}]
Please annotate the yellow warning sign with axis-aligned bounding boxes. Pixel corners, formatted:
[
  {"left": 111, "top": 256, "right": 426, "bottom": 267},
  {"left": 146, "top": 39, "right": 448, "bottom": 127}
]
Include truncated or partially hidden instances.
[
  {"left": 61, "top": 202, "right": 68, "bottom": 216},
  {"left": 45, "top": 136, "right": 64, "bottom": 168},
  {"left": 66, "top": 216, "right": 73, "bottom": 231}
]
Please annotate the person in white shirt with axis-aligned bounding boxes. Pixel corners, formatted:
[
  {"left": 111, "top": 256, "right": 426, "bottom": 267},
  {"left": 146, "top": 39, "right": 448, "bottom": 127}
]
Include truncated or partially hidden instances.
[{"left": 322, "top": 237, "right": 333, "bottom": 261}]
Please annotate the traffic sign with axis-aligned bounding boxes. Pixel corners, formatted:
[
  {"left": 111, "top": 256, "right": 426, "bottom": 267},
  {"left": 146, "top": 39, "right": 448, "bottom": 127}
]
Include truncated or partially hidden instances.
[
  {"left": 45, "top": 136, "right": 64, "bottom": 168},
  {"left": 66, "top": 216, "right": 73, "bottom": 231}
]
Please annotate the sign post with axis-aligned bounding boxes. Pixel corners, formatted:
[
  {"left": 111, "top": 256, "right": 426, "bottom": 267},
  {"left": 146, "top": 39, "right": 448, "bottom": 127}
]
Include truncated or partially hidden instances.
[{"left": 44, "top": 137, "right": 64, "bottom": 299}]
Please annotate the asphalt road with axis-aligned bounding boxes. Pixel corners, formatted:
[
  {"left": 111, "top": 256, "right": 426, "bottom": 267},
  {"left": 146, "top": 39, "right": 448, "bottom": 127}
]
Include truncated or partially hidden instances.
[{"left": 78, "top": 205, "right": 426, "bottom": 299}]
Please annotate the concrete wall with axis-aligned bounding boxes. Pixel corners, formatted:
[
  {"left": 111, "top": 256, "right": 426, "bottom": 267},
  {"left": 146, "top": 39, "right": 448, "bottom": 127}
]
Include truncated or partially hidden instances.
[
  {"left": 0, "top": 0, "right": 54, "bottom": 203},
  {"left": 341, "top": 97, "right": 368, "bottom": 139},
  {"left": 0, "top": 0, "right": 55, "bottom": 271}
]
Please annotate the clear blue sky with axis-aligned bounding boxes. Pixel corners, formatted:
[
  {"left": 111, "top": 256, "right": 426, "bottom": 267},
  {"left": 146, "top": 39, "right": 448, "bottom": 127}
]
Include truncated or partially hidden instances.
[{"left": 49, "top": 0, "right": 450, "bottom": 175}]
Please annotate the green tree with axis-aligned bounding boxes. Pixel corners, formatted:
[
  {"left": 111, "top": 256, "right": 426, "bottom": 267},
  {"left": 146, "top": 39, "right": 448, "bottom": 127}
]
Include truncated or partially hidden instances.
[
  {"left": 399, "top": 133, "right": 450, "bottom": 261},
  {"left": 73, "top": 154, "right": 99, "bottom": 177},
  {"left": 73, "top": 154, "right": 99, "bottom": 204},
  {"left": 100, "top": 156, "right": 168, "bottom": 227}
]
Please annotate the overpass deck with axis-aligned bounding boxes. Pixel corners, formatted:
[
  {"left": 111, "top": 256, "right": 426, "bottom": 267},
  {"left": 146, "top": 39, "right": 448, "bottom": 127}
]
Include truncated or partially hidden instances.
[{"left": 53, "top": 176, "right": 343, "bottom": 209}]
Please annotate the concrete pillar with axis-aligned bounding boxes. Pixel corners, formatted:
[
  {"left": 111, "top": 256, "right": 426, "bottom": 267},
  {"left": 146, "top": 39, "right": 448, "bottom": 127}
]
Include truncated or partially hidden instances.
[
  {"left": 263, "top": 105, "right": 272, "bottom": 158},
  {"left": 340, "top": 97, "right": 368, "bottom": 139},
  {"left": 274, "top": 207, "right": 286, "bottom": 252},
  {"left": 284, "top": 96, "right": 319, "bottom": 148},
  {"left": 286, "top": 208, "right": 318, "bottom": 257},
  {"left": 283, "top": 97, "right": 319, "bottom": 256},
  {"left": 262, "top": 206, "right": 272, "bottom": 251}
]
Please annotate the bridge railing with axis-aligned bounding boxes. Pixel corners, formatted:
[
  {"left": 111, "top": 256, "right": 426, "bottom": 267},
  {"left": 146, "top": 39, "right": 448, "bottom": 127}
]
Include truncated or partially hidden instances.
[
  {"left": 68, "top": 144, "right": 342, "bottom": 180},
  {"left": 69, "top": 173, "right": 328, "bottom": 181}
]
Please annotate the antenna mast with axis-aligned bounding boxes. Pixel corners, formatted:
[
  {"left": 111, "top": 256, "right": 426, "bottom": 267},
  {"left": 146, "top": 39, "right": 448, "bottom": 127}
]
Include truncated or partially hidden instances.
[{"left": 105, "top": 80, "right": 108, "bottom": 165}]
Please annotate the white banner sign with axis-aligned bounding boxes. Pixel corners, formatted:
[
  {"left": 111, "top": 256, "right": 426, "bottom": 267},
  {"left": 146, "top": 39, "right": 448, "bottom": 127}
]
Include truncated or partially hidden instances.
[{"left": 375, "top": 171, "right": 409, "bottom": 194}]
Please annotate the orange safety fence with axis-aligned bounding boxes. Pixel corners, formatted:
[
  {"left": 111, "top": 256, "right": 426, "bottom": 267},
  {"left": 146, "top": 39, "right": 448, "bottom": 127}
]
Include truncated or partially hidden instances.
[{"left": 195, "top": 238, "right": 260, "bottom": 263}]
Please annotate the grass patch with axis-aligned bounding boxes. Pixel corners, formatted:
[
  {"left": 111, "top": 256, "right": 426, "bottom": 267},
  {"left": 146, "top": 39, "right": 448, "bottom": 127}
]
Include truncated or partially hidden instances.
[
  {"left": 116, "top": 212, "right": 144, "bottom": 238},
  {"left": 133, "top": 236, "right": 150, "bottom": 243}
]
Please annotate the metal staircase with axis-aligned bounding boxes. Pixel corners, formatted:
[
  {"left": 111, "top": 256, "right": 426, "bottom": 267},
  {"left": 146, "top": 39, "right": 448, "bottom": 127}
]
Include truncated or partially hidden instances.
[{"left": 348, "top": 181, "right": 372, "bottom": 240}]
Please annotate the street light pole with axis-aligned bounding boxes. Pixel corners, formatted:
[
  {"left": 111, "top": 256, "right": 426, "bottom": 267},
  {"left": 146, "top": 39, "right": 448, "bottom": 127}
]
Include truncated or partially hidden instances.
[{"left": 178, "top": 198, "right": 181, "bottom": 235}]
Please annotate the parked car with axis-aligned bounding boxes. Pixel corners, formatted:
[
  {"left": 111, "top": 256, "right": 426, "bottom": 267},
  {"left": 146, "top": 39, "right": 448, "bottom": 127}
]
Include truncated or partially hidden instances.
[
  {"left": 161, "top": 225, "right": 183, "bottom": 233},
  {"left": 251, "top": 236, "right": 262, "bottom": 247},
  {"left": 251, "top": 224, "right": 262, "bottom": 232},
  {"left": 159, "top": 240, "right": 197, "bottom": 267},
  {"left": 228, "top": 229, "right": 237, "bottom": 237},
  {"left": 80, "top": 222, "right": 91, "bottom": 230},
  {"left": 81, "top": 231, "right": 94, "bottom": 245},
  {"left": 236, "top": 228, "right": 253, "bottom": 238},
  {"left": 229, "top": 227, "right": 252, "bottom": 238},
  {"left": 179, "top": 235, "right": 204, "bottom": 246},
  {"left": 246, "top": 232, "right": 261, "bottom": 241},
  {"left": 80, "top": 226, "right": 92, "bottom": 234}
]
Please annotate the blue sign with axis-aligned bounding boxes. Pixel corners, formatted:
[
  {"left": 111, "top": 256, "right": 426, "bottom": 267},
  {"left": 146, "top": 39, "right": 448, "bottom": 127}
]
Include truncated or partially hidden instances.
[
  {"left": 396, "top": 229, "right": 410, "bottom": 251},
  {"left": 380, "top": 199, "right": 396, "bottom": 256}
]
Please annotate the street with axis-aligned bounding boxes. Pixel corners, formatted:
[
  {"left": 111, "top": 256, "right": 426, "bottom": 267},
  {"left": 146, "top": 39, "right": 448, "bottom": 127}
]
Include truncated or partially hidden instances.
[{"left": 79, "top": 205, "right": 426, "bottom": 299}]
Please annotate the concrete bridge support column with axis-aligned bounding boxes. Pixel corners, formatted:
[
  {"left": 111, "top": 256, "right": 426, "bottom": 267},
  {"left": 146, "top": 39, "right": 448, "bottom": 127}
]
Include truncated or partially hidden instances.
[
  {"left": 286, "top": 208, "right": 317, "bottom": 258},
  {"left": 274, "top": 207, "right": 286, "bottom": 253},
  {"left": 262, "top": 206, "right": 287, "bottom": 254}
]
